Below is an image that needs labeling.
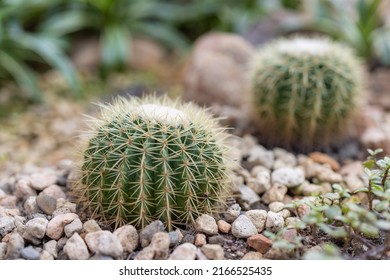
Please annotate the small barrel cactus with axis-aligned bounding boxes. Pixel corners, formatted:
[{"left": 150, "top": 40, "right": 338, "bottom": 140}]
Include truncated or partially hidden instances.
[
  {"left": 250, "top": 36, "right": 364, "bottom": 150},
  {"left": 73, "top": 96, "right": 231, "bottom": 230}
]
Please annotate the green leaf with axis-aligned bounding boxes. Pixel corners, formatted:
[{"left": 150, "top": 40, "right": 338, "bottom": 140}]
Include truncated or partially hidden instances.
[
  {"left": 318, "top": 223, "right": 348, "bottom": 238},
  {"left": 100, "top": 23, "right": 130, "bottom": 71},
  {"left": 135, "top": 22, "right": 189, "bottom": 50},
  {"left": 325, "top": 205, "right": 342, "bottom": 220},
  {"left": 353, "top": 187, "right": 368, "bottom": 193},
  {"left": 16, "top": 33, "right": 81, "bottom": 97},
  {"left": 38, "top": 10, "right": 101, "bottom": 35},
  {"left": 359, "top": 223, "right": 379, "bottom": 238},
  {"left": 0, "top": 49, "right": 43, "bottom": 102}
]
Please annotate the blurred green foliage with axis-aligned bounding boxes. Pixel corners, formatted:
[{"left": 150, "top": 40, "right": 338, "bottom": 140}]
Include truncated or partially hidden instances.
[
  {"left": 0, "top": 0, "right": 81, "bottom": 102},
  {"left": 1, "top": 0, "right": 390, "bottom": 102},
  {"left": 301, "top": 0, "right": 390, "bottom": 66}
]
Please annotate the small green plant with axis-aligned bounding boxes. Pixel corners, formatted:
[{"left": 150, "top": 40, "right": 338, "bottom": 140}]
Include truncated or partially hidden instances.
[
  {"left": 250, "top": 36, "right": 364, "bottom": 150},
  {"left": 285, "top": 150, "right": 390, "bottom": 259},
  {"left": 74, "top": 95, "right": 232, "bottom": 230}
]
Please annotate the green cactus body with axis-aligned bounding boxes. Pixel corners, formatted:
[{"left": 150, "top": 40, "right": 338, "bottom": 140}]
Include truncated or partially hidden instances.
[
  {"left": 75, "top": 96, "right": 231, "bottom": 230},
  {"left": 250, "top": 37, "right": 364, "bottom": 150}
]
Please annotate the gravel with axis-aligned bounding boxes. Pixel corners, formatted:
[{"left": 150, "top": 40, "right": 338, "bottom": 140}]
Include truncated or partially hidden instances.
[
  {"left": 0, "top": 125, "right": 373, "bottom": 260},
  {"left": 139, "top": 220, "right": 165, "bottom": 247}
]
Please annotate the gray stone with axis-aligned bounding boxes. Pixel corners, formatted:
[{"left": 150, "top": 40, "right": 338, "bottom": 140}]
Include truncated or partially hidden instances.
[
  {"left": 245, "top": 210, "right": 267, "bottom": 233},
  {"left": 14, "top": 179, "right": 36, "bottom": 200},
  {"left": 225, "top": 203, "right": 241, "bottom": 223},
  {"left": 41, "top": 184, "right": 66, "bottom": 200},
  {"left": 201, "top": 244, "right": 224, "bottom": 260},
  {"left": 46, "top": 213, "right": 78, "bottom": 240},
  {"left": 265, "top": 212, "right": 284, "bottom": 233},
  {"left": 139, "top": 220, "right": 165, "bottom": 247},
  {"left": 0, "top": 216, "right": 15, "bottom": 236},
  {"left": 5, "top": 232, "right": 24, "bottom": 259},
  {"left": 285, "top": 217, "right": 303, "bottom": 229},
  {"left": 231, "top": 215, "right": 257, "bottom": 238},
  {"left": 114, "top": 225, "right": 139, "bottom": 253},
  {"left": 195, "top": 214, "right": 218, "bottom": 235},
  {"left": 29, "top": 172, "right": 57, "bottom": 191},
  {"left": 168, "top": 230, "right": 180, "bottom": 247},
  {"left": 239, "top": 185, "right": 261, "bottom": 205},
  {"left": 85, "top": 230, "right": 123, "bottom": 258},
  {"left": 43, "top": 240, "right": 58, "bottom": 258},
  {"left": 64, "top": 218, "right": 83, "bottom": 238},
  {"left": 182, "top": 234, "right": 195, "bottom": 244},
  {"left": 0, "top": 242, "right": 6, "bottom": 260},
  {"left": 208, "top": 235, "right": 224, "bottom": 245},
  {"left": 64, "top": 232, "right": 89, "bottom": 260},
  {"left": 36, "top": 193, "right": 57, "bottom": 215},
  {"left": 83, "top": 219, "right": 101, "bottom": 233},
  {"left": 24, "top": 196, "right": 39, "bottom": 216},
  {"left": 271, "top": 167, "right": 305, "bottom": 187},
  {"left": 196, "top": 248, "right": 209, "bottom": 260},
  {"left": 21, "top": 246, "right": 40, "bottom": 260},
  {"left": 247, "top": 145, "right": 274, "bottom": 170},
  {"left": 24, "top": 217, "right": 48, "bottom": 239},
  {"left": 169, "top": 243, "right": 197, "bottom": 260}
]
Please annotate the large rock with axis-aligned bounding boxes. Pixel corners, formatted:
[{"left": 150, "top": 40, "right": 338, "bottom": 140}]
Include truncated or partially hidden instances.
[{"left": 183, "top": 32, "right": 254, "bottom": 107}]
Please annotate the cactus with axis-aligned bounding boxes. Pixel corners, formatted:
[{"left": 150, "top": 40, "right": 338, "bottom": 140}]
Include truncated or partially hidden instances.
[
  {"left": 250, "top": 36, "right": 364, "bottom": 150},
  {"left": 73, "top": 96, "right": 231, "bottom": 230}
]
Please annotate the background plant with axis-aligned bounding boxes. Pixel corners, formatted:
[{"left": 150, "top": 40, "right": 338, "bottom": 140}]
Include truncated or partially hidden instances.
[
  {"left": 250, "top": 36, "right": 364, "bottom": 150},
  {"left": 298, "top": 0, "right": 390, "bottom": 67},
  {"left": 0, "top": 0, "right": 81, "bottom": 102},
  {"left": 284, "top": 151, "right": 390, "bottom": 259}
]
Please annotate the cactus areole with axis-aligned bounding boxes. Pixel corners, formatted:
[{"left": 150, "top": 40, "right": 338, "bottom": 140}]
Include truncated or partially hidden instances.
[
  {"left": 75, "top": 96, "right": 231, "bottom": 230},
  {"left": 250, "top": 37, "right": 364, "bottom": 150}
]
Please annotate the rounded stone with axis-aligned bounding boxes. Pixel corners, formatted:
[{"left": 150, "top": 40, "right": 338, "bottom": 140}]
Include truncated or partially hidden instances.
[
  {"left": 21, "top": 246, "right": 40, "bottom": 260},
  {"left": 231, "top": 215, "right": 257, "bottom": 238},
  {"left": 195, "top": 214, "right": 218, "bottom": 235},
  {"left": 271, "top": 167, "right": 305, "bottom": 188},
  {"left": 85, "top": 230, "right": 123, "bottom": 258},
  {"left": 201, "top": 244, "right": 224, "bottom": 260},
  {"left": 114, "top": 225, "right": 139, "bottom": 253},
  {"left": 169, "top": 243, "right": 197, "bottom": 260},
  {"left": 245, "top": 210, "right": 267, "bottom": 233},
  {"left": 63, "top": 232, "right": 89, "bottom": 260},
  {"left": 25, "top": 217, "right": 48, "bottom": 239},
  {"left": 139, "top": 220, "right": 165, "bottom": 247},
  {"left": 36, "top": 193, "right": 57, "bottom": 215},
  {"left": 46, "top": 213, "right": 78, "bottom": 240},
  {"left": 265, "top": 212, "right": 284, "bottom": 233}
]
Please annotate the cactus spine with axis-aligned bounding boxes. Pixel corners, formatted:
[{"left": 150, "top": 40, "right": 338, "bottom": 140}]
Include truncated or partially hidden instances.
[
  {"left": 74, "top": 96, "right": 231, "bottom": 230},
  {"left": 250, "top": 36, "right": 364, "bottom": 150}
]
